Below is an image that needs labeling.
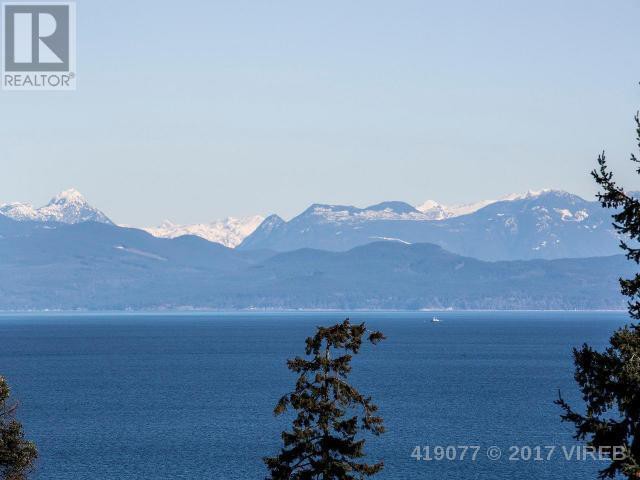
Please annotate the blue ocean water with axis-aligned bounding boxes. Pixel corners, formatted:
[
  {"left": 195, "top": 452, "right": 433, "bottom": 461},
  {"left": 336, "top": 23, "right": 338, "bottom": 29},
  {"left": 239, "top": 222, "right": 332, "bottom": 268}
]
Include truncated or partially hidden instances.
[{"left": 0, "top": 311, "right": 629, "bottom": 479}]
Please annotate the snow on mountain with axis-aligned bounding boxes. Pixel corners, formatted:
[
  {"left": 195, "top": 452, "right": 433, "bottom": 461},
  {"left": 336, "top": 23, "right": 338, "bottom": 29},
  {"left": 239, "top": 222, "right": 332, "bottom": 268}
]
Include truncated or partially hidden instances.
[
  {"left": 416, "top": 189, "right": 557, "bottom": 219},
  {"left": 416, "top": 199, "right": 495, "bottom": 220},
  {"left": 306, "top": 191, "right": 560, "bottom": 226},
  {"left": 307, "top": 202, "right": 431, "bottom": 223},
  {"left": 143, "top": 215, "right": 265, "bottom": 248},
  {"left": 0, "top": 189, "right": 113, "bottom": 224},
  {"left": 0, "top": 202, "right": 40, "bottom": 221},
  {"left": 238, "top": 189, "right": 619, "bottom": 259}
]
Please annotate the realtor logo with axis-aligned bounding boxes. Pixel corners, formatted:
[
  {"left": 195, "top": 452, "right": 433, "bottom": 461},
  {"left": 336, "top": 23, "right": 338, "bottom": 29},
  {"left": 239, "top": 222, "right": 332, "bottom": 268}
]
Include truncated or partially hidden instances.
[{"left": 2, "top": 2, "right": 76, "bottom": 90}]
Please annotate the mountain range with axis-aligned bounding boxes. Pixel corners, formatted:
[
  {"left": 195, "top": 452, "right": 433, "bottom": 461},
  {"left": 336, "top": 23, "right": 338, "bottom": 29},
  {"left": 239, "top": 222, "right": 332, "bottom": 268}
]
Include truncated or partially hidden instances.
[
  {"left": 0, "top": 188, "right": 622, "bottom": 261},
  {"left": 0, "top": 188, "right": 632, "bottom": 311},
  {"left": 239, "top": 190, "right": 621, "bottom": 260},
  {"left": 0, "top": 190, "right": 263, "bottom": 249}
]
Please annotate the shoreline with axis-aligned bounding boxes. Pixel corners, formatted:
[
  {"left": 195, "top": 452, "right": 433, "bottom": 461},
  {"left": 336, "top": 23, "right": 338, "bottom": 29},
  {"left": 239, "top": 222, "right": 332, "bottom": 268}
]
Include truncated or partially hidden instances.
[{"left": 0, "top": 308, "right": 629, "bottom": 316}]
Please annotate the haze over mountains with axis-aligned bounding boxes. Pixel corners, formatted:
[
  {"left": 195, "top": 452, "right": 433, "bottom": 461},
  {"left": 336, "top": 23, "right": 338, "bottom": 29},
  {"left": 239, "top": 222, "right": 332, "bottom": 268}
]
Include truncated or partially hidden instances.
[
  {"left": 0, "top": 188, "right": 630, "bottom": 311},
  {"left": 0, "top": 215, "right": 630, "bottom": 311}
]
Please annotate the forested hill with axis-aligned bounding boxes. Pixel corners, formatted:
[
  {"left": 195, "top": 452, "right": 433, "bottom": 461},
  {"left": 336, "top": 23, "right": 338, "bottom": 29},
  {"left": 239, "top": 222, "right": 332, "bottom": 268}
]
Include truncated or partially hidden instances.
[{"left": 0, "top": 217, "right": 631, "bottom": 311}]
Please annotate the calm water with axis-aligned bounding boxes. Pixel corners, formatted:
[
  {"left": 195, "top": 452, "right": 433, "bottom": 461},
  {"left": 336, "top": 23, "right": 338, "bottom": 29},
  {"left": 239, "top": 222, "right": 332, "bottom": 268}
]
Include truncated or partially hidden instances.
[{"left": 0, "top": 311, "right": 628, "bottom": 479}]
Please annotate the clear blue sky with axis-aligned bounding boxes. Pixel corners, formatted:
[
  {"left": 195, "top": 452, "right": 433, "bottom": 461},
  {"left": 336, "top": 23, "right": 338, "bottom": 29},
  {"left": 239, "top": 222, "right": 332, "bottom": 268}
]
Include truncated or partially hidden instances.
[{"left": 2, "top": 0, "right": 640, "bottom": 225}]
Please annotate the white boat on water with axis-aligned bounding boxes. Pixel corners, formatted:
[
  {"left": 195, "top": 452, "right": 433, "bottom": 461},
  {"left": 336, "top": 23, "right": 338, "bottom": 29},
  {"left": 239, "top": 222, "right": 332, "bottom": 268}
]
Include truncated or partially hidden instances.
[{"left": 431, "top": 317, "right": 441, "bottom": 323}]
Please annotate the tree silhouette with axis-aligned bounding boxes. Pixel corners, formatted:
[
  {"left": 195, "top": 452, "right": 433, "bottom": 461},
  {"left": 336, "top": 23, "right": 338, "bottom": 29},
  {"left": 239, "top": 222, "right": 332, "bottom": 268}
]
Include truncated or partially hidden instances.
[
  {"left": 0, "top": 376, "right": 37, "bottom": 480},
  {"left": 557, "top": 112, "right": 640, "bottom": 479},
  {"left": 265, "top": 319, "right": 386, "bottom": 480}
]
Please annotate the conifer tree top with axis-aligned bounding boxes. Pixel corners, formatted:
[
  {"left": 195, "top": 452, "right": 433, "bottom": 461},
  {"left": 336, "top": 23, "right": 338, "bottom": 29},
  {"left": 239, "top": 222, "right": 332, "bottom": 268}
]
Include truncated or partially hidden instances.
[{"left": 265, "top": 319, "right": 386, "bottom": 480}]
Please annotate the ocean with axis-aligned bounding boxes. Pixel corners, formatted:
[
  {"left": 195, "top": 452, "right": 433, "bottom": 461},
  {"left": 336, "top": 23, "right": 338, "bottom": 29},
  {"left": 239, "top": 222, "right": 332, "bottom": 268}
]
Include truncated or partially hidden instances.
[{"left": 0, "top": 311, "right": 628, "bottom": 479}]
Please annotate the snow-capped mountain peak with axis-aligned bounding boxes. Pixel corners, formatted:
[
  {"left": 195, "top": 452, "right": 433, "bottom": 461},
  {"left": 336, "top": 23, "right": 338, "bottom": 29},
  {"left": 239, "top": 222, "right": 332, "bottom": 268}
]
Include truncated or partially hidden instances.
[
  {"left": 416, "top": 199, "right": 495, "bottom": 220},
  {"left": 0, "top": 202, "right": 39, "bottom": 221},
  {"left": 417, "top": 200, "right": 440, "bottom": 212},
  {"left": 143, "top": 215, "right": 265, "bottom": 248},
  {"left": 416, "top": 189, "right": 559, "bottom": 220},
  {"left": 501, "top": 189, "right": 556, "bottom": 201},
  {"left": 0, "top": 189, "right": 113, "bottom": 225},
  {"left": 49, "top": 188, "right": 86, "bottom": 205}
]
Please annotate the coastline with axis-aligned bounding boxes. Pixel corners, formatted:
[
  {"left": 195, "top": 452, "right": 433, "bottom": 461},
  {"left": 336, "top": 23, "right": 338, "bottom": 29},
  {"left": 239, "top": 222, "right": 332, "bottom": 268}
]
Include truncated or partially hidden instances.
[{"left": 0, "top": 308, "right": 629, "bottom": 316}]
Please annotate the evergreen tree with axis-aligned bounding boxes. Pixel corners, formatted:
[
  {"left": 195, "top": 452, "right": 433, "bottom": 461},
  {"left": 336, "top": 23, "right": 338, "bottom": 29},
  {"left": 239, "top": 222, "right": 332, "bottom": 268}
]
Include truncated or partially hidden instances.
[
  {"left": 0, "top": 376, "right": 37, "bottom": 480},
  {"left": 556, "top": 113, "right": 640, "bottom": 479},
  {"left": 264, "top": 319, "right": 386, "bottom": 480}
]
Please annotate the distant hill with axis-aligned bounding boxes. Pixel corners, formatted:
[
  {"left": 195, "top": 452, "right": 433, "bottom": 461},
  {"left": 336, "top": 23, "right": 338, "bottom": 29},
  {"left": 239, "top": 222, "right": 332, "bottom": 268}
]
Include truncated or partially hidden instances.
[
  {"left": 0, "top": 217, "right": 631, "bottom": 311},
  {"left": 239, "top": 190, "right": 620, "bottom": 260}
]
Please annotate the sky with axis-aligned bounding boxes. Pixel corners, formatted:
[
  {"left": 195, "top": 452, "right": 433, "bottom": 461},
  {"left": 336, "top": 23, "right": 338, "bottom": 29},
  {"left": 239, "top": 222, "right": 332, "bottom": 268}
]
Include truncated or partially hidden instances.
[{"left": 1, "top": 0, "right": 640, "bottom": 225}]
